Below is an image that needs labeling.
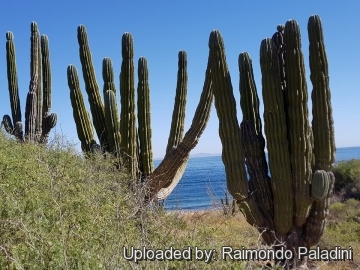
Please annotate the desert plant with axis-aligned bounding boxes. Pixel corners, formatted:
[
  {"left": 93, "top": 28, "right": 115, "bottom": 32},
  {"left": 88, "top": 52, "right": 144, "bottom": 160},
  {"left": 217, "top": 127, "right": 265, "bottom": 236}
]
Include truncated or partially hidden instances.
[
  {"left": 68, "top": 26, "right": 213, "bottom": 200},
  {"left": 2, "top": 22, "right": 57, "bottom": 144},
  {"left": 209, "top": 15, "right": 335, "bottom": 268}
]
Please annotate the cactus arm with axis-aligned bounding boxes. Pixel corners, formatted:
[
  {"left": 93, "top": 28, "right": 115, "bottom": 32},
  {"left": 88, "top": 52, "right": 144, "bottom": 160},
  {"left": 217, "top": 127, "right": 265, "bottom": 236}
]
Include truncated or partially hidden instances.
[
  {"left": 102, "top": 57, "right": 117, "bottom": 96},
  {"left": 241, "top": 120, "right": 274, "bottom": 228},
  {"left": 208, "top": 30, "right": 248, "bottom": 201},
  {"left": 67, "top": 65, "right": 96, "bottom": 152},
  {"left": 104, "top": 90, "right": 121, "bottom": 158},
  {"left": 41, "top": 35, "right": 51, "bottom": 118},
  {"left": 166, "top": 51, "right": 187, "bottom": 154},
  {"left": 155, "top": 51, "right": 188, "bottom": 199},
  {"left": 24, "top": 23, "right": 40, "bottom": 143},
  {"left": 260, "top": 38, "right": 293, "bottom": 235},
  {"left": 35, "top": 25, "right": 43, "bottom": 141},
  {"left": 239, "top": 52, "right": 263, "bottom": 139},
  {"left": 284, "top": 20, "right": 313, "bottom": 226},
  {"left": 146, "top": 54, "right": 213, "bottom": 200},
  {"left": 5, "top": 32, "right": 22, "bottom": 128},
  {"left": 24, "top": 75, "right": 38, "bottom": 142},
  {"left": 77, "top": 25, "right": 108, "bottom": 149},
  {"left": 119, "top": 32, "right": 138, "bottom": 178},
  {"left": 238, "top": 52, "right": 273, "bottom": 229},
  {"left": 308, "top": 15, "right": 335, "bottom": 171},
  {"left": 39, "top": 34, "right": 57, "bottom": 144},
  {"left": 137, "top": 57, "right": 154, "bottom": 178}
]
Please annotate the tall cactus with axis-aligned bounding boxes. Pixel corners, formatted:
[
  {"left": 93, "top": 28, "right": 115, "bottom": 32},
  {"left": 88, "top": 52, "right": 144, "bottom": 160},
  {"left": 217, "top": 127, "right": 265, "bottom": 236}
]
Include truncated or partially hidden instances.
[
  {"left": 156, "top": 51, "right": 188, "bottom": 199},
  {"left": 166, "top": 51, "right": 187, "bottom": 153},
  {"left": 67, "top": 26, "right": 213, "bottom": 200},
  {"left": 67, "top": 65, "right": 96, "bottom": 152},
  {"left": 77, "top": 25, "right": 108, "bottom": 150},
  {"left": 2, "top": 22, "right": 57, "bottom": 144},
  {"left": 137, "top": 57, "right": 154, "bottom": 178},
  {"left": 146, "top": 53, "right": 213, "bottom": 200},
  {"left": 210, "top": 15, "right": 335, "bottom": 268},
  {"left": 120, "top": 32, "right": 138, "bottom": 178}
]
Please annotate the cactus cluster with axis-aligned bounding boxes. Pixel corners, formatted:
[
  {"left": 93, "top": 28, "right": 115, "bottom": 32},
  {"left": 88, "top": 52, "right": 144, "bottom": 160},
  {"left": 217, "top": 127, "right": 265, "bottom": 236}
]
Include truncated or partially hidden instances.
[
  {"left": 67, "top": 26, "right": 213, "bottom": 199},
  {"left": 209, "top": 15, "right": 335, "bottom": 268},
  {"left": 2, "top": 22, "right": 57, "bottom": 144}
]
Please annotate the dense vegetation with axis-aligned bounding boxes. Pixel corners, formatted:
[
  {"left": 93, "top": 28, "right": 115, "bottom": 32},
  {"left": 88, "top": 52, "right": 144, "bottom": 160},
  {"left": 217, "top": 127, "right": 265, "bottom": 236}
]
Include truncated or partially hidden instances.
[{"left": 0, "top": 131, "right": 359, "bottom": 269}]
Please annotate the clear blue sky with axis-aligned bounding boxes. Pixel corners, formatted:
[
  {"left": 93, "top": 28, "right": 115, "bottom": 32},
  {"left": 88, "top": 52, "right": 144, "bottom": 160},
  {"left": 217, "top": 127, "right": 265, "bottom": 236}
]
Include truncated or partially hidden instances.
[{"left": 1, "top": 1, "right": 359, "bottom": 159}]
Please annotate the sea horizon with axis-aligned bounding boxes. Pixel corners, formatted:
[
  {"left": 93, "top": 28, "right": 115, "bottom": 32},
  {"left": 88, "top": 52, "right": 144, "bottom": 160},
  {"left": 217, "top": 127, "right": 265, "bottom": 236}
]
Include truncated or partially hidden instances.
[{"left": 156, "top": 146, "right": 360, "bottom": 211}]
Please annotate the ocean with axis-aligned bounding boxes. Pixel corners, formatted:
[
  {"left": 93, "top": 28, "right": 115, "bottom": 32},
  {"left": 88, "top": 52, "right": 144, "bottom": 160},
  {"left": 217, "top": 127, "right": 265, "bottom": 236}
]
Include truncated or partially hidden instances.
[{"left": 154, "top": 146, "right": 360, "bottom": 211}]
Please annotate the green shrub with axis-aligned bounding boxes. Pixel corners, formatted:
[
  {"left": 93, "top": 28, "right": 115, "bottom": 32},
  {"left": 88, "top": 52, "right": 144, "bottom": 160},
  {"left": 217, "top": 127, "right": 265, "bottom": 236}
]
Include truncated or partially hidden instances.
[{"left": 332, "top": 159, "right": 360, "bottom": 190}]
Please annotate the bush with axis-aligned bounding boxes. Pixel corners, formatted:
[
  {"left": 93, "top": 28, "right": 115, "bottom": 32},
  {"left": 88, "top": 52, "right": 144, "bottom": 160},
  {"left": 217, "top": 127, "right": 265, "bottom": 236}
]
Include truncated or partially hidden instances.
[{"left": 332, "top": 159, "right": 360, "bottom": 199}]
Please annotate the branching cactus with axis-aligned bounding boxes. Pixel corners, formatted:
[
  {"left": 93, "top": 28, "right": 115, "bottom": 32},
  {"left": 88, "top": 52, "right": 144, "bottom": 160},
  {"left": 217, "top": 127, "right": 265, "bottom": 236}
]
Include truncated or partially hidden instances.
[
  {"left": 146, "top": 53, "right": 213, "bottom": 200},
  {"left": 2, "top": 22, "right": 57, "bottom": 144},
  {"left": 155, "top": 51, "right": 188, "bottom": 200},
  {"left": 68, "top": 26, "right": 213, "bottom": 199},
  {"left": 209, "top": 15, "right": 335, "bottom": 268}
]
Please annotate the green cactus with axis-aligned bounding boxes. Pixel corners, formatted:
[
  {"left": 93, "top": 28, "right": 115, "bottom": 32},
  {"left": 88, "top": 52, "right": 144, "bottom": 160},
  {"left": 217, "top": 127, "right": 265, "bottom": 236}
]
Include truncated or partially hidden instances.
[
  {"left": 155, "top": 51, "right": 188, "bottom": 199},
  {"left": 4, "top": 31, "right": 22, "bottom": 136},
  {"left": 3, "top": 22, "right": 57, "bottom": 144},
  {"left": 209, "top": 15, "right": 335, "bottom": 268},
  {"left": 147, "top": 53, "right": 213, "bottom": 201},
  {"left": 166, "top": 51, "right": 187, "bottom": 154},
  {"left": 137, "top": 57, "right": 154, "bottom": 178},
  {"left": 102, "top": 57, "right": 117, "bottom": 96},
  {"left": 104, "top": 89, "right": 121, "bottom": 160},
  {"left": 308, "top": 15, "right": 336, "bottom": 172},
  {"left": 39, "top": 34, "right": 57, "bottom": 144},
  {"left": 120, "top": 32, "right": 138, "bottom": 178},
  {"left": 260, "top": 37, "right": 293, "bottom": 235},
  {"left": 67, "top": 27, "right": 213, "bottom": 200},
  {"left": 311, "top": 170, "right": 330, "bottom": 200},
  {"left": 77, "top": 25, "right": 108, "bottom": 150},
  {"left": 67, "top": 65, "right": 97, "bottom": 152}
]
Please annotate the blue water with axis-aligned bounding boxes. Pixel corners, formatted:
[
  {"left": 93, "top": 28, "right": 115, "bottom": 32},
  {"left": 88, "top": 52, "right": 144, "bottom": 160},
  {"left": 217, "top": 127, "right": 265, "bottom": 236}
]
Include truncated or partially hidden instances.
[{"left": 154, "top": 146, "right": 360, "bottom": 211}]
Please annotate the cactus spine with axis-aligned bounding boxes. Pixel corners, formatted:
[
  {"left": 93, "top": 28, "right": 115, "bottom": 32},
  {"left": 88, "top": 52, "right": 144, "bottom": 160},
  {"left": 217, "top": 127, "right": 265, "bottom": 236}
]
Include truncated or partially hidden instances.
[{"left": 209, "top": 15, "right": 335, "bottom": 268}]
